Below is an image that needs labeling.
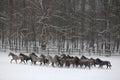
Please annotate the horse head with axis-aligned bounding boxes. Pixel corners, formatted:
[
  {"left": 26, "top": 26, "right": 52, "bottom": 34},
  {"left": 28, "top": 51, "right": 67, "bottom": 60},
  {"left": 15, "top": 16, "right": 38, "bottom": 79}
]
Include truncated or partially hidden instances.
[{"left": 8, "top": 52, "right": 12, "bottom": 56}]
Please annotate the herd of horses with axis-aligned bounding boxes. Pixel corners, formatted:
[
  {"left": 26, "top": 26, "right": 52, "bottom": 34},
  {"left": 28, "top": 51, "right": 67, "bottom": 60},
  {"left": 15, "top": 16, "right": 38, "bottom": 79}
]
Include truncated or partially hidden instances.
[{"left": 8, "top": 52, "right": 112, "bottom": 69}]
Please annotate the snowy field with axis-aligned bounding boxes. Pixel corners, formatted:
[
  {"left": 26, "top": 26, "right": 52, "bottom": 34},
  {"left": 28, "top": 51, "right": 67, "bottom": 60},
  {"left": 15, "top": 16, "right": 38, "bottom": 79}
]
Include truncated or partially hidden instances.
[{"left": 0, "top": 52, "right": 120, "bottom": 80}]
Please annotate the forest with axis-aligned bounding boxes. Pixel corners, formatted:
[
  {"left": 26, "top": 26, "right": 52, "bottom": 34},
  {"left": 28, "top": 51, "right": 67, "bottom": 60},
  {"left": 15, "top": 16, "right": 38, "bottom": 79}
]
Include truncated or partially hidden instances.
[{"left": 0, "top": 0, "right": 120, "bottom": 54}]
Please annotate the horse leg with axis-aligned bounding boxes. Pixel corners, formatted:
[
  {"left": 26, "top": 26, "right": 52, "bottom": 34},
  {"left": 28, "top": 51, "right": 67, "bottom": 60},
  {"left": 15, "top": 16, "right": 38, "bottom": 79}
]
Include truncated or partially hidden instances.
[
  {"left": 52, "top": 62, "right": 54, "bottom": 67},
  {"left": 20, "top": 60, "right": 23, "bottom": 64},
  {"left": 80, "top": 64, "right": 83, "bottom": 68},
  {"left": 30, "top": 59, "right": 33, "bottom": 65},
  {"left": 109, "top": 65, "right": 112, "bottom": 69},
  {"left": 33, "top": 61, "right": 35, "bottom": 65},
  {"left": 66, "top": 61, "right": 70, "bottom": 67},
  {"left": 60, "top": 62, "right": 63, "bottom": 67},
  {"left": 59, "top": 60, "right": 63, "bottom": 67},
  {"left": 43, "top": 60, "right": 46, "bottom": 65},
  {"left": 106, "top": 63, "right": 109, "bottom": 69},
  {"left": 88, "top": 63, "right": 91, "bottom": 69},
  {"left": 31, "top": 61, "right": 33, "bottom": 65},
  {"left": 10, "top": 59, "right": 13, "bottom": 63},
  {"left": 23, "top": 60, "right": 26, "bottom": 64},
  {"left": 98, "top": 65, "right": 101, "bottom": 68},
  {"left": 68, "top": 63, "right": 70, "bottom": 68},
  {"left": 73, "top": 64, "right": 75, "bottom": 68},
  {"left": 44, "top": 60, "right": 46, "bottom": 65},
  {"left": 76, "top": 63, "right": 78, "bottom": 68},
  {"left": 25, "top": 60, "right": 28, "bottom": 64},
  {"left": 15, "top": 60, "right": 17, "bottom": 63},
  {"left": 94, "top": 63, "right": 96, "bottom": 67},
  {"left": 34, "top": 61, "right": 36, "bottom": 65},
  {"left": 89, "top": 65, "right": 91, "bottom": 69},
  {"left": 39, "top": 61, "right": 42, "bottom": 65},
  {"left": 84, "top": 64, "right": 87, "bottom": 69},
  {"left": 99, "top": 64, "right": 103, "bottom": 69}
]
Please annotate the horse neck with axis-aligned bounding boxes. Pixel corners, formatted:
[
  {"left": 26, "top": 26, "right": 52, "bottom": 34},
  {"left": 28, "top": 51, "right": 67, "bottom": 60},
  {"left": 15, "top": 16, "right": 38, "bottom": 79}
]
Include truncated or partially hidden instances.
[
  {"left": 32, "top": 54, "right": 38, "bottom": 58},
  {"left": 9, "top": 53, "right": 14, "bottom": 56},
  {"left": 12, "top": 53, "right": 18, "bottom": 57}
]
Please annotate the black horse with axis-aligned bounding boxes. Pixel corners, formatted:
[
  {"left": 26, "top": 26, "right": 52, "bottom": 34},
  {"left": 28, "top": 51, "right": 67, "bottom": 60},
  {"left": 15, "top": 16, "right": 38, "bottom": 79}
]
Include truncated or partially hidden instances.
[{"left": 19, "top": 53, "right": 31, "bottom": 64}]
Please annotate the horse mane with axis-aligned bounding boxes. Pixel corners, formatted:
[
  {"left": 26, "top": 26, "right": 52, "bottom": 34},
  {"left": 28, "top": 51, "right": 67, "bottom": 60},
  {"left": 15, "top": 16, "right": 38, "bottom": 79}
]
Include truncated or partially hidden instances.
[
  {"left": 9, "top": 52, "right": 16, "bottom": 56},
  {"left": 96, "top": 58, "right": 103, "bottom": 62},
  {"left": 31, "top": 53, "right": 38, "bottom": 57},
  {"left": 20, "top": 53, "right": 25, "bottom": 56}
]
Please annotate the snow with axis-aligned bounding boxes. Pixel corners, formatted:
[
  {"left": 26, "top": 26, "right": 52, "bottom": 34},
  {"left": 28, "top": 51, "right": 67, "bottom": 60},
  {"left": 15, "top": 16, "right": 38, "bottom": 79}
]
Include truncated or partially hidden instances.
[{"left": 0, "top": 52, "right": 120, "bottom": 80}]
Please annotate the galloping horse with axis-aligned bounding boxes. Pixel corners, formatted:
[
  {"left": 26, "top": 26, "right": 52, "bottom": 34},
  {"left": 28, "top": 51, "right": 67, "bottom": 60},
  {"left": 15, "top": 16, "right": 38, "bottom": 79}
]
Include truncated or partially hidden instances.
[
  {"left": 46, "top": 54, "right": 54, "bottom": 67},
  {"left": 80, "top": 55, "right": 91, "bottom": 69},
  {"left": 53, "top": 55, "right": 62, "bottom": 67},
  {"left": 39, "top": 54, "right": 49, "bottom": 65},
  {"left": 29, "top": 53, "right": 39, "bottom": 65},
  {"left": 8, "top": 52, "right": 24, "bottom": 63},
  {"left": 19, "top": 53, "right": 31, "bottom": 64},
  {"left": 46, "top": 55, "right": 62, "bottom": 67},
  {"left": 94, "top": 58, "right": 112, "bottom": 68},
  {"left": 99, "top": 61, "right": 112, "bottom": 69}
]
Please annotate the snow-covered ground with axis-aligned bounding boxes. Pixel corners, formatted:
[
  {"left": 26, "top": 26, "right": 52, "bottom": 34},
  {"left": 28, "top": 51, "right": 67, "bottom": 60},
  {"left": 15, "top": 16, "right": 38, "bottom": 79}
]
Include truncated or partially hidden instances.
[{"left": 0, "top": 51, "right": 120, "bottom": 80}]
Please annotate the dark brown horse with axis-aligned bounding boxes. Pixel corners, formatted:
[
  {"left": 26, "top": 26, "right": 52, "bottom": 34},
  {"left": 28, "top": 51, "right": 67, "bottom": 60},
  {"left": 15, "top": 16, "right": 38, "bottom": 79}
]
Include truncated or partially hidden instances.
[{"left": 8, "top": 52, "right": 24, "bottom": 63}]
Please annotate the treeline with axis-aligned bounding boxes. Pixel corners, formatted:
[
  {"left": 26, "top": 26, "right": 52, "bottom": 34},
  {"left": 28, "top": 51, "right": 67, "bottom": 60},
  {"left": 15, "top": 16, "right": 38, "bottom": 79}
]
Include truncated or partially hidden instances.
[{"left": 0, "top": 0, "right": 120, "bottom": 53}]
